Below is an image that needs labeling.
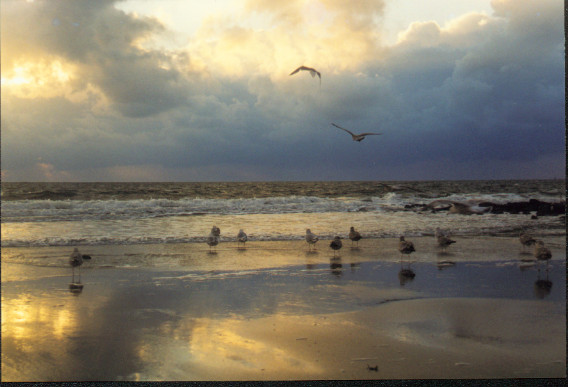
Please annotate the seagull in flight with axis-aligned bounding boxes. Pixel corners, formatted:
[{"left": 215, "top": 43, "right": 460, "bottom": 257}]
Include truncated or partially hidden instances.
[
  {"left": 290, "top": 66, "right": 321, "bottom": 86},
  {"left": 331, "top": 123, "right": 382, "bottom": 142}
]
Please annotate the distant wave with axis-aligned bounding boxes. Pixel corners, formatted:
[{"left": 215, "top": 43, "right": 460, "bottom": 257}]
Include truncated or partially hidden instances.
[{"left": 2, "top": 191, "right": 564, "bottom": 224}]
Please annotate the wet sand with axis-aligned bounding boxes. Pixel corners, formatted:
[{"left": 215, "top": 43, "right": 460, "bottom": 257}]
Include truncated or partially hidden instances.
[{"left": 2, "top": 236, "right": 566, "bottom": 381}]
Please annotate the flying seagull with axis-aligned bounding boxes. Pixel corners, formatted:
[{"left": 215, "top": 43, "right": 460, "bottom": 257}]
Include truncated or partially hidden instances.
[
  {"left": 290, "top": 66, "right": 321, "bottom": 85},
  {"left": 331, "top": 123, "right": 382, "bottom": 142}
]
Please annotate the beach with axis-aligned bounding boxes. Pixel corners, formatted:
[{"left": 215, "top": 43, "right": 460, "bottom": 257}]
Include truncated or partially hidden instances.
[{"left": 2, "top": 235, "right": 565, "bottom": 381}]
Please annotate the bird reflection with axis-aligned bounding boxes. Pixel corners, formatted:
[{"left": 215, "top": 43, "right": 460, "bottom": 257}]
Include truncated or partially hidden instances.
[
  {"left": 305, "top": 263, "right": 317, "bottom": 270},
  {"left": 398, "top": 268, "right": 415, "bottom": 286},
  {"left": 533, "top": 271, "right": 553, "bottom": 299},
  {"left": 69, "top": 282, "right": 84, "bottom": 295},
  {"left": 436, "top": 259, "right": 456, "bottom": 270},
  {"left": 350, "top": 262, "right": 360, "bottom": 273},
  {"left": 518, "top": 259, "right": 536, "bottom": 271},
  {"left": 330, "top": 257, "right": 342, "bottom": 277}
]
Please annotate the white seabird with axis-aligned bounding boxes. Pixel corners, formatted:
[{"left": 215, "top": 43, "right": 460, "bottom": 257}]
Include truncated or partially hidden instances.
[{"left": 305, "top": 229, "right": 319, "bottom": 250}]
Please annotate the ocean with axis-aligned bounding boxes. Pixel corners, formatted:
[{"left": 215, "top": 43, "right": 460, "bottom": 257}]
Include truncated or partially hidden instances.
[
  {"left": 2, "top": 180, "right": 566, "bottom": 381},
  {"left": 2, "top": 180, "right": 565, "bottom": 249}
]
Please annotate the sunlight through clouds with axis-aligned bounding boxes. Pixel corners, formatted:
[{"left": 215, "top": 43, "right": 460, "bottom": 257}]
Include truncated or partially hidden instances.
[{"left": 0, "top": 0, "right": 564, "bottom": 181}]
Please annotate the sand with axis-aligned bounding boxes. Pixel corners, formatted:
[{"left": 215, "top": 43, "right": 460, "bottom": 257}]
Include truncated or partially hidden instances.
[{"left": 1, "top": 236, "right": 566, "bottom": 381}]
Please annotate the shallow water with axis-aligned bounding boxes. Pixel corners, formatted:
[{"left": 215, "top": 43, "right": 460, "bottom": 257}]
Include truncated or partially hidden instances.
[{"left": 2, "top": 238, "right": 565, "bottom": 380}]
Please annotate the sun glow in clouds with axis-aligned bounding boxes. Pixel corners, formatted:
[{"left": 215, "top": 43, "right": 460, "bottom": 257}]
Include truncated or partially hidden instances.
[{"left": 1, "top": 60, "right": 75, "bottom": 98}]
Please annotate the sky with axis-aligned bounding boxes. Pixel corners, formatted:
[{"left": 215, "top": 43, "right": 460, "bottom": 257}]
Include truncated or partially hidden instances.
[{"left": 1, "top": 0, "right": 565, "bottom": 182}]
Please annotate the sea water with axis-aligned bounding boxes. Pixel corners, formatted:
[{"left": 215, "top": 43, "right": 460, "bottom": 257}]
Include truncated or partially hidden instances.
[{"left": 2, "top": 180, "right": 564, "bottom": 249}]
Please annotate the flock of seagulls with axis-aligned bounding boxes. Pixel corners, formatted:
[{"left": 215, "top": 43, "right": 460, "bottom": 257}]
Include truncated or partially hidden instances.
[
  {"left": 67, "top": 227, "right": 554, "bottom": 290},
  {"left": 290, "top": 65, "right": 383, "bottom": 143}
]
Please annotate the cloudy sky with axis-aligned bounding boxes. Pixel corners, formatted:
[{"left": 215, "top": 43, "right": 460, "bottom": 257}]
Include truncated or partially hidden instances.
[{"left": 1, "top": 0, "right": 564, "bottom": 182}]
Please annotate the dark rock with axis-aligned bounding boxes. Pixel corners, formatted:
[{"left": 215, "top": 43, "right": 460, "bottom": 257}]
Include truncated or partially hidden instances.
[{"left": 480, "top": 200, "right": 564, "bottom": 216}]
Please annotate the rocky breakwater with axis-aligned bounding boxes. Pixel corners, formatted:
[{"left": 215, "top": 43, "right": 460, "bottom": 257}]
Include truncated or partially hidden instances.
[{"left": 406, "top": 199, "right": 565, "bottom": 216}]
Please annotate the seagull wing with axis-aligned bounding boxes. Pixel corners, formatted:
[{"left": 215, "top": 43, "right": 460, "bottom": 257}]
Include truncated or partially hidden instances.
[
  {"left": 331, "top": 123, "right": 355, "bottom": 136},
  {"left": 289, "top": 66, "right": 303, "bottom": 76},
  {"left": 359, "top": 132, "right": 383, "bottom": 136},
  {"left": 290, "top": 66, "right": 320, "bottom": 76}
]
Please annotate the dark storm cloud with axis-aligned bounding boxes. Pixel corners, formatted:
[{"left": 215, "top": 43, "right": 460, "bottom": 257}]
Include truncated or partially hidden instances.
[{"left": 1, "top": 0, "right": 564, "bottom": 181}]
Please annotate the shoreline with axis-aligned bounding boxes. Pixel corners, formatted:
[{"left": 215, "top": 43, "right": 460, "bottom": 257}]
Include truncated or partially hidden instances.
[{"left": 2, "top": 236, "right": 566, "bottom": 381}]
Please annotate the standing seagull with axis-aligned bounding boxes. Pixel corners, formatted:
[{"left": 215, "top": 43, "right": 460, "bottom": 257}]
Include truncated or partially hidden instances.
[
  {"left": 533, "top": 240, "right": 552, "bottom": 271},
  {"left": 348, "top": 226, "right": 362, "bottom": 247},
  {"left": 237, "top": 229, "right": 248, "bottom": 248},
  {"left": 398, "top": 236, "right": 415, "bottom": 261},
  {"left": 437, "top": 234, "right": 456, "bottom": 252},
  {"left": 329, "top": 236, "right": 343, "bottom": 257},
  {"left": 331, "top": 123, "right": 382, "bottom": 142},
  {"left": 305, "top": 229, "right": 319, "bottom": 251},
  {"left": 207, "top": 228, "right": 220, "bottom": 253},
  {"left": 519, "top": 231, "right": 536, "bottom": 252},
  {"left": 69, "top": 247, "right": 83, "bottom": 283},
  {"left": 289, "top": 66, "right": 321, "bottom": 86}
]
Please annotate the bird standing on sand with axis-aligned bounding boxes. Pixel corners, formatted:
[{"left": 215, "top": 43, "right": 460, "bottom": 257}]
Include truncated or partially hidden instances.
[
  {"left": 237, "top": 229, "right": 247, "bottom": 248},
  {"left": 398, "top": 236, "right": 415, "bottom": 259},
  {"left": 207, "top": 227, "right": 220, "bottom": 252},
  {"left": 69, "top": 247, "right": 83, "bottom": 282},
  {"left": 305, "top": 229, "right": 319, "bottom": 251},
  {"left": 331, "top": 123, "right": 382, "bottom": 142},
  {"left": 533, "top": 240, "right": 552, "bottom": 270},
  {"left": 329, "top": 236, "right": 342, "bottom": 257},
  {"left": 348, "top": 226, "right": 362, "bottom": 247},
  {"left": 437, "top": 234, "right": 456, "bottom": 252},
  {"left": 519, "top": 231, "right": 536, "bottom": 252},
  {"left": 289, "top": 66, "right": 321, "bottom": 86}
]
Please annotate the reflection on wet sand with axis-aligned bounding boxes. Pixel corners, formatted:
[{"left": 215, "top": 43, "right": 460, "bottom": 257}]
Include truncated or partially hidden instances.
[
  {"left": 350, "top": 262, "right": 360, "bottom": 273},
  {"left": 187, "top": 317, "right": 324, "bottom": 379},
  {"left": 69, "top": 282, "right": 84, "bottom": 295},
  {"left": 2, "top": 236, "right": 566, "bottom": 381},
  {"left": 398, "top": 269, "right": 415, "bottom": 286},
  {"left": 330, "top": 257, "right": 342, "bottom": 277},
  {"left": 534, "top": 271, "right": 553, "bottom": 299}
]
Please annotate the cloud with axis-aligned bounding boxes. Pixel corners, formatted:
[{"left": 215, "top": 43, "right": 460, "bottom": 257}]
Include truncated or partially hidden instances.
[
  {"left": 1, "top": 0, "right": 190, "bottom": 118},
  {"left": 1, "top": 0, "right": 564, "bottom": 181}
]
